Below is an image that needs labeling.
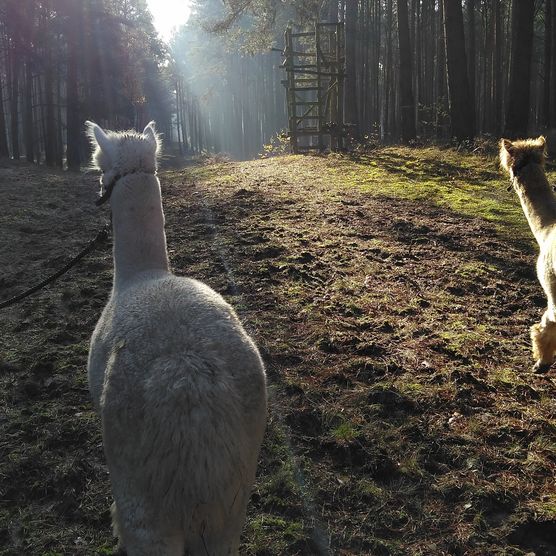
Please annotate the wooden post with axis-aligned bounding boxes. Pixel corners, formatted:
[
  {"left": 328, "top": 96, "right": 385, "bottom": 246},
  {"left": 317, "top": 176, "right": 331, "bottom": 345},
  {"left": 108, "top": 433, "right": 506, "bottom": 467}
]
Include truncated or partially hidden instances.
[
  {"left": 284, "top": 27, "right": 298, "bottom": 153},
  {"left": 329, "top": 24, "right": 338, "bottom": 151},
  {"left": 315, "top": 23, "right": 324, "bottom": 151},
  {"left": 337, "top": 22, "right": 345, "bottom": 150}
]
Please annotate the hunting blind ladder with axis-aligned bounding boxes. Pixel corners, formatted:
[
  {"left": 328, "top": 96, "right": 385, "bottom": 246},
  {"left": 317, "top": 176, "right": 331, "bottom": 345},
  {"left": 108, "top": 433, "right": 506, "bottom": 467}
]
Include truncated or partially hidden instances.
[{"left": 282, "top": 22, "right": 345, "bottom": 154}]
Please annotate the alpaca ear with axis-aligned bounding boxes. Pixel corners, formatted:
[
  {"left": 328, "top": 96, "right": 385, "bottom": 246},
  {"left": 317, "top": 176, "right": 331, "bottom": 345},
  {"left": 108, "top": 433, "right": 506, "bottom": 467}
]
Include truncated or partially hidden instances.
[
  {"left": 143, "top": 121, "right": 160, "bottom": 156},
  {"left": 501, "top": 138, "right": 515, "bottom": 156},
  {"left": 143, "top": 121, "right": 157, "bottom": 142},
  {"left": 537, "top": 135, "right": 546, "bottom": 148},
  {"left": 85, "top": 121, "right": 113, "bottom": 154}
]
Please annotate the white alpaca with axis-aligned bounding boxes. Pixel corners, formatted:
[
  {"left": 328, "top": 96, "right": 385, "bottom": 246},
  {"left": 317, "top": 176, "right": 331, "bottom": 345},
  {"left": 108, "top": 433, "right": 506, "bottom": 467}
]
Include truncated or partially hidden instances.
[{"left": 86, "top": 121, "right": 267, "bottom": 556}]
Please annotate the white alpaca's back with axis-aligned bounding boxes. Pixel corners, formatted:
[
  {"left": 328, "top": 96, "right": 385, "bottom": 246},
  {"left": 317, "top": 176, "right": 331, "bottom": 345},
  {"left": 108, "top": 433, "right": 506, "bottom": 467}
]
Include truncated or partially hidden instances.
[{"left": 86, "top": 122, "right": 267, "bottom": 556}]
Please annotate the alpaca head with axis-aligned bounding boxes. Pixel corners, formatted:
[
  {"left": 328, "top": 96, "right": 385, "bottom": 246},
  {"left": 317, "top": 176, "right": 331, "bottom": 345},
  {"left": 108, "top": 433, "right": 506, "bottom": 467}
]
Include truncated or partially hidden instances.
[
  {"left": 85, "top": 121, "right": 161, "bottom": 190},
  {"left": 499, "top": 136, "right": 546, "bottom": 177}
]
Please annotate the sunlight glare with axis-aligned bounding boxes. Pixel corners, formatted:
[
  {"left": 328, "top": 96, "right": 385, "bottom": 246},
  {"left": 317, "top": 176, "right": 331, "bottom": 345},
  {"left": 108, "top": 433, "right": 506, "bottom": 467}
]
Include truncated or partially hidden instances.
[{"left": 147, "top": 0, "right": 191, "bottom": 42}]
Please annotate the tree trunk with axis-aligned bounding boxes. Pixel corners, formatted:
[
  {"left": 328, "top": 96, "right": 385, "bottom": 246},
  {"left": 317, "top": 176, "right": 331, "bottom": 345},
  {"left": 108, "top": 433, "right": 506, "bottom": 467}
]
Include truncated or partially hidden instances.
[
  {"left": 383, "top": 0, "right": 393, "bottom": 140},
  {"left": 55, "top": 59, "right": 63, "bottom": 168},
  {"left": 345, "top": 0, "right": 359, "bottom": 137},
  {"left": 10, "top": 44, "right": 20, "bottom": 159},
  {"left": 65, "top": 8, "right": 81, "bottom": 171},
  {"left": 66, "top": 49, "right": 80, "bottom": 170},
  {"left": 550, "top": 0, "right": 556, "bottom": 129},
  {"left": 175, "top": 79, "right": 183, "bottom": 155},
  {"left": 44, "top": 59, "right": 57, "bottom": 167},
  {"left": 0, "top": 70, "right": 9, "bottom": 157},
  {"left": 543, "top": 0, "right": 552, "bottom": 127},
  {"left": 482, "top": 2, "right": 494, "bottom": 132},
  {"left": 549, "top": 0, "right": 556, "bottom": 157},
  {"left": 413, "top": 0, "right": 421, "bottom": 134},
  {"left": 493, "top": 0, "right": 503, "bottom": 134},
  {"left": 442, "top": 0, "right": 475, "bottom": 141},
  {"left": 24, "top": 60, "right": 34, "bottom": 162},
  {"left": 371, "top": 0, "right": 382, "bottom": 133},
  {"left": 396, "top": 0, "right": 416, "bottom": 141},
  {"left": 467, "top": 0, "right": 476, "bottom": 123},
  {"left": 435, "top": 0, "right": 448, "bottom": 138},
  {"left": 504, "top": 0, "right": 535, "bottom": 138}
]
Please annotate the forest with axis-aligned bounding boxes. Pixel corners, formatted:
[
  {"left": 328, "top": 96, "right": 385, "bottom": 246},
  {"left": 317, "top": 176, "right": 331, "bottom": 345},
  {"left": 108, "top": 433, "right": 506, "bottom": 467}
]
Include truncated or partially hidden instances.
[
  {"left": 3, "top": 1, "right": 556, "bottom": 555},
  {"left": 0, "top": 0, "right": 555, "bottom": 162}
]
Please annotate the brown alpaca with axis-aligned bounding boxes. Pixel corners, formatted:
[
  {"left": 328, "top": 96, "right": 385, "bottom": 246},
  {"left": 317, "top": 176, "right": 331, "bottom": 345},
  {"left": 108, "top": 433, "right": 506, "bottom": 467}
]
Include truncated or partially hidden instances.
[{"left": 500, "top": 136, "right": 556, "bottom": 372}]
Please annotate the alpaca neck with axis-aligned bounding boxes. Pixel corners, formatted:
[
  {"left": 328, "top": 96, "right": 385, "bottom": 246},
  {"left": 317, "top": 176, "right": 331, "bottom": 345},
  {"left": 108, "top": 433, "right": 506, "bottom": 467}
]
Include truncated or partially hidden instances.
[
  {"left": 513, "top": 164, "right": 556, "bottom": 245},
  {"left": 110, "top": 174, "right": 170, "bottom": 288}
]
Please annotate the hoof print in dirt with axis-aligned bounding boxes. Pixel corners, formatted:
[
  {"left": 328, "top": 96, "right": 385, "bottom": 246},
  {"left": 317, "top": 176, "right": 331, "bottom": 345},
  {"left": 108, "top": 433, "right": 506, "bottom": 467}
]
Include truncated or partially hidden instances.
[
  {"left": 0, "top": 360, "right": 20, "bottom": 374},
  {"left": 252, "top": 245, "right": 284, "bottom": 260},
  {"left": 19, "top": 379, "right": 41, "bottom": 398},
  {"left": 293, "top": 251, "right": 314, "bottom": 264},
  {"left": 454, "top": 384, "right": 495, "bottom": 410},
  {"left": 285, "top": 409, "right": 323, "bottom": 437},
  {"left": 222, "top": 282, "right": 240, "bottom": 295},
  {"left": 233, "top": 188, "right": 256, "bottom": 198},
  {"left": 283, "top": 382, "right": 304, "bottom": 397},
  {"left": 366, "top": 386, "right": 418, "bottom": 415},
  {"left": 322, "top": 372, "right": 353, "bottom": 388},
  {"left": 323, "top": 436, "right": 396, "bottom": 477},
  {"left": 316, "top": 336, "right": 341, "bottom": 354},
  {"left": 508, "top": 518, "right": 556, "bottom": 556},
  {"left": 354, "top": 342, "right": 386, "bottom": 357},
  {"left": 31, "top": 359, "right": 55, "bottom": 376},
  {"left": 514, "top": 383, "right": 541, "bottom": 401},
  {"left": 451, "top": 369, "right": 494, "bottom": 392}
]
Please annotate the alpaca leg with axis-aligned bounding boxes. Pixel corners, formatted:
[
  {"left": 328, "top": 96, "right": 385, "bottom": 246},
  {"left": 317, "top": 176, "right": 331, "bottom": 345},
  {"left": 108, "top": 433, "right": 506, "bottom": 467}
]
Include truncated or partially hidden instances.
[
  {"left": 111, "top": 502, "right": 126, "bottom": 554},
  {"left": 122, "top": 534, "right": 183, "bottom": 556},
  {"left": 111, "top": 498, "right": 183, "bottom": 556},
  {"left": 186, "top": 527, "right": 241, "bottom": 556},
  {"left": 185, "top": 501, "right": 247, "bottom": 556},
  {"left": 531, "top": 310, "right": 556, "bottom": 373}
]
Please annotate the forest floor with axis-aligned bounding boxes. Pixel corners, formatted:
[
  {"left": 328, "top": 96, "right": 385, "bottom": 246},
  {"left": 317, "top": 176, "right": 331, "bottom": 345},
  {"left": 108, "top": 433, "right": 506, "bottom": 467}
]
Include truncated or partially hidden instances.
[{"left": 1, "top": 147, "right": 556, "bottom": 555}]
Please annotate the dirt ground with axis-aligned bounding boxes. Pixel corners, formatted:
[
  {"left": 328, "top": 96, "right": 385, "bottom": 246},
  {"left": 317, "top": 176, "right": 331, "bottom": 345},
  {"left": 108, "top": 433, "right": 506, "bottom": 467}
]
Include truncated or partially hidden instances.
[{"left": 1, "top": 151, "right": 556, "bottom": 555}]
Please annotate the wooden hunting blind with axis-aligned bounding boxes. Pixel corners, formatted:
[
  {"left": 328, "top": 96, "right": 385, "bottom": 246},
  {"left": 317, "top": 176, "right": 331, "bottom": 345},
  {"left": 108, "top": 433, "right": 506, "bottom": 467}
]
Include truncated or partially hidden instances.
[{"left": 282, "top": 22, "right": 345, "bottom": 153}]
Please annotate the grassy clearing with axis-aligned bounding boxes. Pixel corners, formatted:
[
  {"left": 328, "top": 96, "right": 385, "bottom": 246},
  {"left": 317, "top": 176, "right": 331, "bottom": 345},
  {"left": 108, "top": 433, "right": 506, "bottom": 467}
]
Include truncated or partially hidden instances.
[
  {"left": 326, "top": 147, "right": 539, "bottom": 245},
  {"left": 186, "top": 146, "right": 556, "bottom": 555},
  {"left": 2, "top": 147, "right": 556, "bottom": 555}
]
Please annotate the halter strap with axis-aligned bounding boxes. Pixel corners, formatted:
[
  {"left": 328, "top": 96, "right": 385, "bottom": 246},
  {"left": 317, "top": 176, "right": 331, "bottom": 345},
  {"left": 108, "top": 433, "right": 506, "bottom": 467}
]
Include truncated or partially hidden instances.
[{"left": 95, "top": 169, "right": 155, "bottom": 206}]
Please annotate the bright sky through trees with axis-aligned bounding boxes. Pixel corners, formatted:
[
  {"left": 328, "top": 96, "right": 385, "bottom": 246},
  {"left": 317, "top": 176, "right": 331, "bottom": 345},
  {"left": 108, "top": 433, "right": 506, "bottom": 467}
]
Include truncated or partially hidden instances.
[{"left": 147, "top": 0, "right": 191, "bottom": 42}]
